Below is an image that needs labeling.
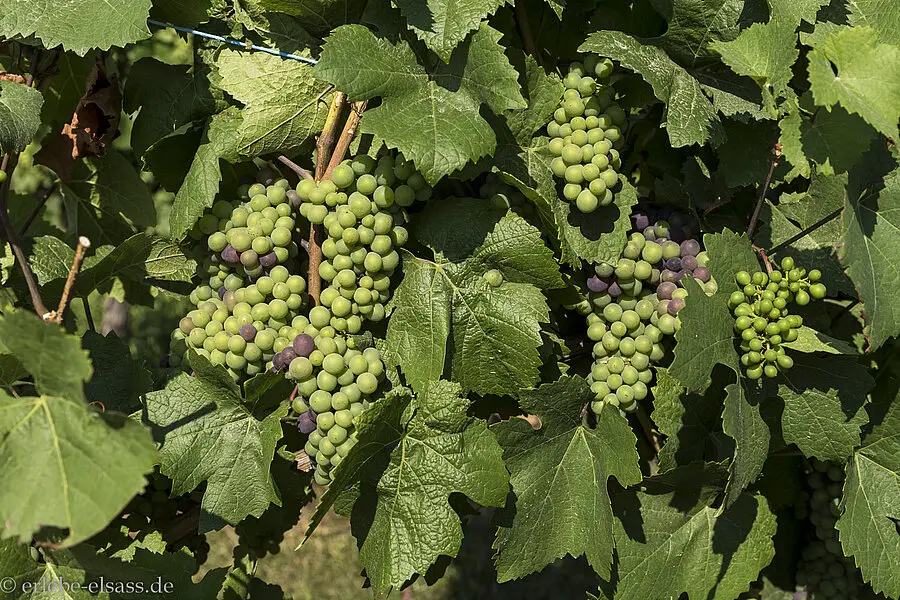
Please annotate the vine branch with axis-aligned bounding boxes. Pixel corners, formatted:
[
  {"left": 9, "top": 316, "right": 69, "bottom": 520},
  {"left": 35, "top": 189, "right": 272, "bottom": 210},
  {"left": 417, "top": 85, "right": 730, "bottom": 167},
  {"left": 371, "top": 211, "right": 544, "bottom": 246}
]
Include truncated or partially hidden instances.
[
  {"left": 19, "top": 180, "right": 58, "bottom": 235},
  {"left": 752, "top": 244, "right": 773, "bottom": 274},
  {"left": 747, "top": 143, "right": 782, "bottom": 240},
  {"left": 324, "top": 100, "right": 367, "bottom": 179},
  {"left": 635, "top": 405, "right": 662, "bottom": 455},
  {"left": 767, "top": 206, "right": 843, "bottom": 255},
  {"left": 47, "top": 236, "right": 91, "bottom": 323},
  {"left": 308, "top": 93, "right": 347, "bottom": 305},
  {"left": 514, "top": 0, "right": 540, "bottom": 65}
]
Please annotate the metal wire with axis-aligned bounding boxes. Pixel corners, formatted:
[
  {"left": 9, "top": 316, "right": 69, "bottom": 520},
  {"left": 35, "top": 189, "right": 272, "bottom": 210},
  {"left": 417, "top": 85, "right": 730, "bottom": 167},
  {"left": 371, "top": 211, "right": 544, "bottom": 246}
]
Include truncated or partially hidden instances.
[{"left": 147, "top": 19, "right": 318, "bottom": 65}]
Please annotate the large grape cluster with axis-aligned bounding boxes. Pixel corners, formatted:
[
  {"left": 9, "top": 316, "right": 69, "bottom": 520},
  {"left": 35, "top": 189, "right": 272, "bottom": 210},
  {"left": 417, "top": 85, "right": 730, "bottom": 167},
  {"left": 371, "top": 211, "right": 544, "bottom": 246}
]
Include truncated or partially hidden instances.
[
  {"left": 295, "top": 153, "right": 426, "bottom": 333},
  {"left": 548, "top": 54, "right": 626, "bottom": 213},
  {"left": 729, "top": 257, "right": 826, "bottom": 379},
  {"left": 584, "top": 209, "right": 714, "bottom": 414},
  {"left": 276, "top": 329, "right": 385, "bottom": 485},
  {"left": 793, "top": 459, "right": 870, "bottom": 599}
]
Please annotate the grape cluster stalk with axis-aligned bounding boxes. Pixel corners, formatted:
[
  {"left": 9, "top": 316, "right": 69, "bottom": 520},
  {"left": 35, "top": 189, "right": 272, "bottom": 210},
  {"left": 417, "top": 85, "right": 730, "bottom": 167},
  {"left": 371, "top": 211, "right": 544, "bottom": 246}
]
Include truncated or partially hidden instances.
[
  {"left": 547, "top": 54, "right": 627, "bottom": 213},
  {"left": 582, "top": 208, "right": 715, "bottom": 414}
]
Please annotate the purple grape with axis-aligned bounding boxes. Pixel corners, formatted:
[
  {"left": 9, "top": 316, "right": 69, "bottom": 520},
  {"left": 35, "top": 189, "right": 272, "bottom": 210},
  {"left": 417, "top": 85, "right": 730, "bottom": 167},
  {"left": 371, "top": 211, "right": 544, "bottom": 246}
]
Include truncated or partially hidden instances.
[
  {"left": 680, "top": 239, "right": 700, "bottom": 257},
  {"left": 665, "top": 257, "right": 682, "bottom": 271},
  {"left": 632, "top": 214, "right": 650, "bottom": 231},
  {"left": 693, "top": 266, "right": 711, "bottom": 282},
  {"left": 657, "top": 281, "right": 677, "bottom": 300},
  {"left": 159, "top": 355, "right": 170, "bottom": 368},
  {"left": 668, "top": 227, "right": 685, "bottom": 243},
  {"left": 669, "top": 212, "right": 685, "bottom": 228},
  {"left": 272, "top": 353, "right": 288, "bottom": 372},
  {"left": 292, "top": 334, "right": 315, "bottom": 357},
  {"left": 240, "top": 324, "right": 257, "bottom": 342},
  {"left": 608, "top": 282, "right": 622, "bottom": 298},
  {"left": 281, "top": 347, "right": 297, "bottom": 364},
  {"left": 681, "top": 255, "right": 698, "bottom": 271},
  {"left": 674, "top": 270, "right": 687, "bottom": 282},
  {"left": 297, "top": 410, "right": 317, "bottom": 434},
  {"left": 587, "top": 275, "right": 609, "bottom": 293},
  {"left": 661, "top": 269, "right": 678, "bottom": 283},
  {"left": 668, "top": 298, "right": 685, "bottom": 315},
  {"left": 221, "top": 244, "right": 240, "bottom": 264},
  {"left": 287, "top": 189, "right": 301, "bottom": 209},
  {"left": 218, "top": 286, "right": 227, "bottom": 299},
  {"left": 241, "top": 249, "right": 259, "bottom": 267},
  {"left": 259, "top": 251, "right": 278, "bottom": 268}
]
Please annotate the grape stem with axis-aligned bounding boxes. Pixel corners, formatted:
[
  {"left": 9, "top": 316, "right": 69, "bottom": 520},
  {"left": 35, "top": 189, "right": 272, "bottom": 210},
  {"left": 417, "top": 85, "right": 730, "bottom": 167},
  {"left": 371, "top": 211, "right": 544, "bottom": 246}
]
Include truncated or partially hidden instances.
[
  {"left": 46, "top": 236, "right": 92, "bottom": 324},
  {"left": 308, "top": 93, "right": 348, "bottom": 305},
  {"left": 18, "top": 180, "right": 58, "bottom": 235},
  {"left": 276, "top": 155, "right": 314, "bottom": 182},
  {"left": 82, "top": 295, "right": 96, "bottom": 332},
  {"left": 634, "top": 405, "right": 662, "bottom": 455},
  {"left": 514, "top": 0, "right": 541, "bottom": 65},
  {"left": 747, "top": 143, "right": 782, "bottom": 240},
  {"left": 767, "top": 207, "right": 842, "bottom": 256},
  {"left": 752, "top": 244, "right": 773, "bottom": 275}
]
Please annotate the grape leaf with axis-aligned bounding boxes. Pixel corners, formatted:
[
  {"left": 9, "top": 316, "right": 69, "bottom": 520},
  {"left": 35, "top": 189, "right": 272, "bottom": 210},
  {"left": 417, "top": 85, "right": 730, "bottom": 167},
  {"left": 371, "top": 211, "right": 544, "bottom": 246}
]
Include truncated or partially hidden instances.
[
  {"left": 767, "top": 0, "right": 830, "bottom": 25},
  {"left": 302, "top": 388, "right": 414, "bottom": 543},
  {"left": 648, "top": 0, "right": 766, "bottom": 67},
  {"left": 169, "top": 108, "right": 243, "bottom": 240},
  {"left": 715, "top": 120, "right": 781, "bottom": 188},
  {"left": 612, "top": 464, "right": 776, "bottom": 600},
  {"left": 712, "top": 21, "right": 798, "bottom": 111},
  {"left": 807, "top": 26, "right": 900, "bottom": 140},
  {"left": 0, "top": 0, "right": 151, "bottom": 54},
  {"left": 352, "top": 380, "right": 508, "bottom": 593},
  {"left": 836, "top": 376, "right": 900, "bottom": 598},
  {"left": 123, "top": 58, "right": 217, "bottom": 159},
  {"left": 61, "top": 152, "right": 156, "bottom": 246},
  {"left": 847, "top": 0, "right": 900, "bottom": 46},
  {"left": 777, "top": 353, "right": 871, "bottom": 462},
  {"left": 723, "top": 379, "right": 770, "bottom": 507},
  {"left": 144, "top": 356, "right": 288, "bottom": 529},
  {"left": 581, "top": 31, "right": 722, "bottom": 147},
  {"left": 386, "top": 200, "right": 558, "bottom": 395},
  {"left": 0, "top": 311, "right": 91, "bottom": 403},
  {"left": 652, "top": 368, "right": 726, "bottom": 472},
  {"left": 216, "top": 49, "right": 330, "bottom": 157},
  {"left": 554, "top": 176, "right": 640, "bottom": 267},
  {"left": 838, "top": 164, "right": 900, "bottom": 350},
  {"left": 0, "top": 81, "right": 43, "bottom": 154},
  {"left": 781, "top": 326, "right": 857, "bottom": 355},
  {"left": 0, "top": 391, "right": 157, "bottom": 546},
  {"left": 315, "top": 23, "right": 525, "bottom": 183},
  {"left": 492, "top": 376, "right": 641, "bottom": 581},
  {"left": 81, "top": 331, "right": 151, "bottom": 415},
  {"left": 255, "top": 0, "right": 367, "bottom": 37},
  {"left": 392, "top": 0, "right": 506, "bottom": 61}
]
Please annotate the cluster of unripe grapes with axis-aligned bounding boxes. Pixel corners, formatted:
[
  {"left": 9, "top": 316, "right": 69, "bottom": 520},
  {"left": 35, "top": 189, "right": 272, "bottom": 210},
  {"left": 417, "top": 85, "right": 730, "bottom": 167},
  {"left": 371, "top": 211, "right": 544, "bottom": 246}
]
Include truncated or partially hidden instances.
[
  {"left": 729, "top": 257, "right": 826, "bottom": 379},
  {"left": 793, "top": 459, "right": 869, "bottom": 599},
  {"left": 584, "top": 210, "right": 713, "bottom": 414},
  {"left": 548, "top": 54, "right": 626, "bottom": 213},
  {"left": 281, "top": 331, "right": 385, "bottom": 485},
  {"left": 296, "top": 153, "right": 425, "bottom": 333},
  {"left": 117, "top": 471, "right": 209, "bottom": 569},
  {"left": 169, "top": 264, "right": 308, "bottom": 380}
]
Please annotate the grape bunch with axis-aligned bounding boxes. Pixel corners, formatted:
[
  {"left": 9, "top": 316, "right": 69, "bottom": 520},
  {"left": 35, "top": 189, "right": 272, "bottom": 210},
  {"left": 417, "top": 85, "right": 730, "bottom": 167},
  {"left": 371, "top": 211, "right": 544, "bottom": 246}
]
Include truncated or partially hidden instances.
[
  {"left": 275, "top": 330, "right": 386, "bottom": 485},
  {"left": 205, "top": 179, "right": 303, "bottom": 282},
  {"left": 116, "top": 471, "right": 209, "bottom": 569},
  {"left": 584, "top": 210, "right": 716, "bottom": 413},
  {"left": 169, "top": 264, "right": 308, "bottom": 380},
  {"left": 729, "top": 257, "right": 826, "bottom": 379},
  {"left": 793, "top": 459, "right": 871, "bottom": 599},
  {"left": 548, "top": 54, "right": 627, "bottom": 213},
  {"left": 295, "top": 153, "right": 425, "bottom": 333}
]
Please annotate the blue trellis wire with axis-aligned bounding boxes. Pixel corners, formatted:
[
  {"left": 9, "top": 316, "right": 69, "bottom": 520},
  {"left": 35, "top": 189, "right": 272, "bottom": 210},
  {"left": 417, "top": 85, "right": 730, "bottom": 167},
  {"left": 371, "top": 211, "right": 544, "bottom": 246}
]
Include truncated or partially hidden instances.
[{"left": 147, "top": 19, "right": 318, "bottom": 65}]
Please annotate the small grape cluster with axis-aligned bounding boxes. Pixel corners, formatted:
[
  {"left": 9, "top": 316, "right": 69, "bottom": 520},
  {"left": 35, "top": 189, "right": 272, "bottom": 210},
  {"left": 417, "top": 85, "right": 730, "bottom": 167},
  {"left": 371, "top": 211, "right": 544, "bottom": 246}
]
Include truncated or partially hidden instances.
[
  {"left": 729, "top": 257, "right": 826, "bottom": 379},
  {"left": 547, "top": 55, "right": 626, "bottom": 213},
  {"left": 793, "top": 459, "right": 870, "bottom": 599},
  {"left": 169, "top": 264, "right": 308, "bottom": 380},
  {"left": 296, "top": 153, "right": 425, "bottom": 333},
  {"left": 206, "top": 179, "right": 303, "bottom": 281},
  {"left": 275, "top": 329, "right": 385, "bottom": 485},
  {"left": 117, "top": 472, "right": 209, "bottom": 569}
]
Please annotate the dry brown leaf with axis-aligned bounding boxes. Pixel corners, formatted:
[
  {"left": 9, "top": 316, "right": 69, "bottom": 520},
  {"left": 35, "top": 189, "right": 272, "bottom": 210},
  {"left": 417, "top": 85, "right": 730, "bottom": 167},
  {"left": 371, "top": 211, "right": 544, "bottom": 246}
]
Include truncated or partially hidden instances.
[{"left": 0, "top": 72, "right": 26, "bottom": 84}]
